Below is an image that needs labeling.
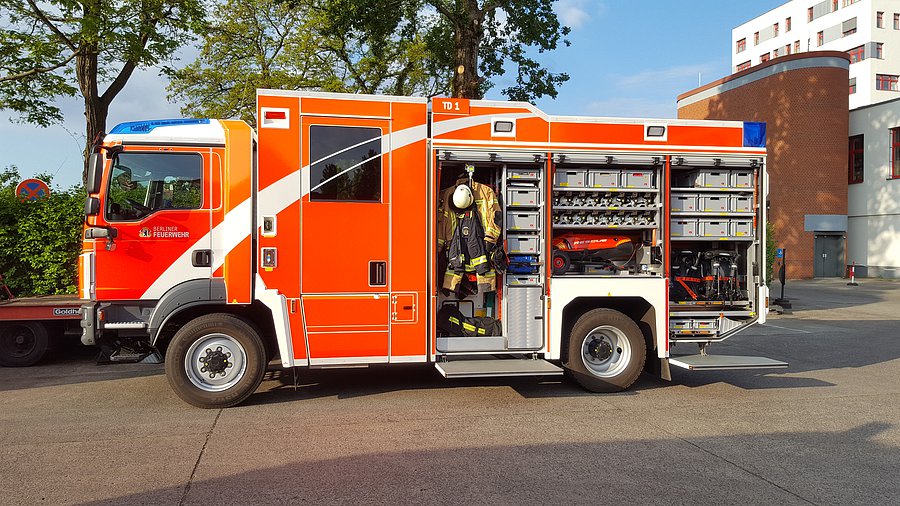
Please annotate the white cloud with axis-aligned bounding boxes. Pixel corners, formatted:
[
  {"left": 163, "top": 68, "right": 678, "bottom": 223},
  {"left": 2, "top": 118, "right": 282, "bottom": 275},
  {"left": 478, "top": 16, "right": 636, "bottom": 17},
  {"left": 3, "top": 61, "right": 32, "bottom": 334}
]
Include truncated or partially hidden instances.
[
  {"left": 584, "top": 97, "right": 678, "bottom": 120},
  {"left": 614, "top": 63, "right": 718, "bottom": 88},
  {"left": 555, "top": 0, "right": 595, "bottom": 29}
]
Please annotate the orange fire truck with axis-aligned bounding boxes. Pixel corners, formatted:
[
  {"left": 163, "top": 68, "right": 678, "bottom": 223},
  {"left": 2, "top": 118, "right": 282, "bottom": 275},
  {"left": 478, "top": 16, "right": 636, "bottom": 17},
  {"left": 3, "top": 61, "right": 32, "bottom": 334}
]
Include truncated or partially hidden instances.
[{"left": 79, "top": 90, "right": 786, "bottom": 408}]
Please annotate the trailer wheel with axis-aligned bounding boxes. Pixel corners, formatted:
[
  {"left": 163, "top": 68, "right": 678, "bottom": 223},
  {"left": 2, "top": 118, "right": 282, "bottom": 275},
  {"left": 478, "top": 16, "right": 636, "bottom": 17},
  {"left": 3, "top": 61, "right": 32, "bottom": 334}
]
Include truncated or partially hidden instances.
[
  {"left": 165, "top": 314, "right": 266, "bottom": 408},
  {"left": 0, "top": 322, "right": 49, "bottom": 367},
  {"left": 564, "top": 309, "right": 646, "bottom": 392}
]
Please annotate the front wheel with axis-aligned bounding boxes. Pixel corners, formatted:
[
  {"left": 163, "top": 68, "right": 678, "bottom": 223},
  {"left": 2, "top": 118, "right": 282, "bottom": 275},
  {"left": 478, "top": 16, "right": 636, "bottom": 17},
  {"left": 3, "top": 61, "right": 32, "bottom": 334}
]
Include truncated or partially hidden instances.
[
  {"left": 564, "top": 308, "right": 646, "bottom": 392},
  {"left": 165, "top": 314, "right": 266, "bottom": 408}
]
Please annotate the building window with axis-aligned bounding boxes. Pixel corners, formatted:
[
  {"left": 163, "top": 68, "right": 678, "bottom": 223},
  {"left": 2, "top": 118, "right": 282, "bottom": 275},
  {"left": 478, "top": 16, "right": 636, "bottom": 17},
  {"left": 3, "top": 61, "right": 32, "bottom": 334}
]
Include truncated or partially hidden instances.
[
  {"left": 877, "top": 11, "right": 884, "bottom": 28},
  {"left": 843, "top": 0, "right": 859, "bottom": 5},
  {"left": 774, "top": 22, "right": 779, "bottom": 37},
  {"left": 795, "top": 40, "right": 801, "bottom": 53},
  {"left": 309, "top": 125, "right": 383, "bottom": 202},
  {"left": 760, "top": 52, "right": 770, "bottom": 63},
  {"left": 774, "top": 47, "right": 781, "bottom": 57},
  {"left": 848, "top": 136, "right": 864, "bottom": 184},
  {"left": 736, "top": 61, "right": 751, "bottom": 72},
  {"left": 736, "top": 38, "right": 746, "bottom": 53},
  {"left": 808, "top": 7, "right": 814, "bottom": 22},
  {"left": 786, "top": 17, "right": 792, "bottom": 32},
  {"left": 786, "top": 44, "right": 792, "bottom": 55},
  {"left": 892, "top": 128, "right": 900, "bottom": 178},
  {"left": 848, "top": 45, "right": 864, "bottom": 63},
  {"left": 876, "top": 43, "right": 884, "bottom": 59},
  {"left": 754, "top": 32, "right": 759, "bottom": 45},
  {"left": 876, "top": 74, "right": 899, "bottom": 91},
  {"left": 818, "top": 31, "right": 824, "bottom": 46},
  {"left": 833, "top": 0, "right": 839, "bottom": 10},
  {"left": 895, "top": 13, "right": 899, "bottom": 30},
  {"left": 849, "top": 77, "right": 857, "bottom": 94}
]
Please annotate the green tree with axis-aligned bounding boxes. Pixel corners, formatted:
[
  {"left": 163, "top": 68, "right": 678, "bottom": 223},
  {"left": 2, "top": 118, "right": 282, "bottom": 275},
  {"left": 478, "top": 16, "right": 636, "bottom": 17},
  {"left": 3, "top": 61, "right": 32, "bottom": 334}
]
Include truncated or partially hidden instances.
[
  {"left": 314, "top": 0, "right": 572, "bottom": 100},
  {"left": 0, "top": 167, "right": 85, "bottom": 296},
  {"left": 168, "top": 0, "right": 439, "bottom": 124},
  {"left": 0, "top": 0, "right": 206, "bottom": 179}
]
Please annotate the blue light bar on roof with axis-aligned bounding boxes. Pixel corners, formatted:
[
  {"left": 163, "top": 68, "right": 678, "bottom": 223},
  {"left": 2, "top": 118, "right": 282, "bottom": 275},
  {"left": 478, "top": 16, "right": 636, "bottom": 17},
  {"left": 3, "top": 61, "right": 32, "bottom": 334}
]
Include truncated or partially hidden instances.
[
  {"left": 109, "top": 118, "right": 210, "bottom": 134},
  {"left": 743, "top": 122, "right": 766, "bottom": 148}
]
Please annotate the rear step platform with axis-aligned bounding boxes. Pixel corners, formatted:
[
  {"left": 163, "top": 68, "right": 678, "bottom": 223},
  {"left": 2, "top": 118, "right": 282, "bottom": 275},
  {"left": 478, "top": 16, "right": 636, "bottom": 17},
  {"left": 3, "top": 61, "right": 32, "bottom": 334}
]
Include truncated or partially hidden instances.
[
  {"left": 436, "top": 359, "right": 564, "bottom": 378},
  {"left": 669, "top": 355, "right": 788, "bottom": 371}
]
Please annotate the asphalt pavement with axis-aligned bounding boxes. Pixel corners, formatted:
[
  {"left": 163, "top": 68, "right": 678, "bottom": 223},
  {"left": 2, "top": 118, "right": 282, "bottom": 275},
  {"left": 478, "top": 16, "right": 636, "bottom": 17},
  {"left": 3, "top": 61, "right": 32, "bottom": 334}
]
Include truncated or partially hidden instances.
[{"left": 1, "top": 278, "right": 898, "bottom": 505}]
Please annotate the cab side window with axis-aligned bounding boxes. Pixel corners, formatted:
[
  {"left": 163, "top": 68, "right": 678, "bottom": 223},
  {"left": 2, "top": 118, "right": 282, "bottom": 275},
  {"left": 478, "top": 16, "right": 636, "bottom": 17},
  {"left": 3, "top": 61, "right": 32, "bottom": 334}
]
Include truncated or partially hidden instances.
[
  {"left": 106, "top": 152, "right": 202, "bottom": 221},
  {"left": 309, "top": 125, "right": 382, "bottom": 202}
]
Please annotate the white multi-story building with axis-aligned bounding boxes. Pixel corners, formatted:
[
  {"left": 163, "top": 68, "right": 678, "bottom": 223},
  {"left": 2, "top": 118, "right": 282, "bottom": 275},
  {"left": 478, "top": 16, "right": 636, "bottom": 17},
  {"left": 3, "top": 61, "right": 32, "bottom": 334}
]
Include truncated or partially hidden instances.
[{"left": 732, "top": 0, "right": 900, "bottom": 109}]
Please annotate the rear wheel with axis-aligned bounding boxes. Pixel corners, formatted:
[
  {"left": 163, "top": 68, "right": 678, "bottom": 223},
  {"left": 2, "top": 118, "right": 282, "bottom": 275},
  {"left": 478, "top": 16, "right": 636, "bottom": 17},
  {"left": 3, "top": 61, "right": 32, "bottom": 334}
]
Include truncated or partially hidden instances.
[
  {"left": 564, "top": 309, "right": 646, "bottom": 392},
  {"left": 165, "top": 314, "right": 266, "bottom": 408},
  {"left": 0, "top": 322, "right": 49, "bottom": 367}
]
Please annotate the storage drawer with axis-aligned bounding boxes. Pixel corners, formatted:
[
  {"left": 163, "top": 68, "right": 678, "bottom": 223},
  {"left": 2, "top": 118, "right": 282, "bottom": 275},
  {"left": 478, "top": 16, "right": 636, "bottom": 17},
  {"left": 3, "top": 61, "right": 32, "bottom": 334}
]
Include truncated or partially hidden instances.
[
  {"left": 731, "top": 194, "right": 753, "bottom": 213},
  {"left": 700, "top": 170, "right": 729, "bottom": 188},
  {"left": 670, "top": 219, "right": 698, "bottom": 237},
  {"left": 553, "top": 168, "right": 586, "bottom": 188},
  {"left": 731, "top": 170, "right": 754, "bottom": 188},
  {"left": 507, "top": 187, "right": 539, "bottom": 207},
  {"left": 587, "top": 169, "right": 619, "bottom": 188},
  {"left": 508, "top": 167, "right": 540, "bottom": 180},
  {"left": 731, "top": 219, "right": 754, "bottom": 237},
  {"left": 700, "top": 219, "right": 729, "bottom": 237},
  {"left": 671, "top": 194, "right": 698, "bottom": 212},
  {"left": 508, "top": 234, "right": 540, "bottom": 254},
  {"left": 699, "top": 195, "right": 728, "bottom": 213},
  {"left": 621, "top": 169, "right": 653, "bottom": 189},
  {"left": 507, "top": 211, "right": 540, "bottom": 231},
  {"left": 507, "top": 274, "right": 541, "bottom": 286}
]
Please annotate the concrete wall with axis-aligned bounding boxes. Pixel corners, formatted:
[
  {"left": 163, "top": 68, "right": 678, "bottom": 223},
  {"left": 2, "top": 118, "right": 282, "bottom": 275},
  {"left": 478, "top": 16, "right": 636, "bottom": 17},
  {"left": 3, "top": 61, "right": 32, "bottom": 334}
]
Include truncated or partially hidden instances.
[
  {"left": 848, "top": 97, "right": 900, "bottom": 278},
  {"left": 678, "top": 53, "right": 850, "bottom": 279}
]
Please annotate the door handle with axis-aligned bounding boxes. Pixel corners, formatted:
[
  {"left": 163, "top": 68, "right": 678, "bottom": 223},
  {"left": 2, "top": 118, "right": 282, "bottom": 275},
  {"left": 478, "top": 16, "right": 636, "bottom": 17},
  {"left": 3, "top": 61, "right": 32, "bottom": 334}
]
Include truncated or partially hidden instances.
[
  {"left": 369, "top": 261, "right": 387, "bottom": 286},
  {"left": 192, "top": 249, "right": 212, "bottom": 267}
]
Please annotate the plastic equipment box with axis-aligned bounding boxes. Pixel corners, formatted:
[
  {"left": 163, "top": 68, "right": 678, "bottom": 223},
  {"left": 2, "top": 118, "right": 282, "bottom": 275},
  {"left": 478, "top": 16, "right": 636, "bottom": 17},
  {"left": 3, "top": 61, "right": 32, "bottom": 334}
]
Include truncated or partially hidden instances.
[
  {"left": 587, "top": 170, "right": 619, "bottom": 188},
  {"left": 621, "top": 169, "right": 653, "bottom": 189},
  {"left": 553, "top": 169, "right": 586, "bottom": 188},
  {"left": 508, "top": 235, "right": 540, "bottom": 254},
  {"left": 507, "top": 187, "right": 540, "bottom": 207},
  {"left": 700, "top": 195, "right": 729, "bottom": 212},
  {"left": 671, "top": 219, "right": 698, "bottom": 237},
  {"left": 731, "top": 170, "right": 754, "bottom": 188},
  {"left": 671, "top": 194, "right": 698, "bottom": 212},
  {"left": 508, "top": 168, "right": 540, "bottom": 180},
  {"left": 507, "top": 211, "right": 540, "bottom": 231},
  {"left": 731, "top": 194, "right": 754, "bottom": 213},
  {"left": 700, "top": 219, "right": 729, "bottom": 237}
]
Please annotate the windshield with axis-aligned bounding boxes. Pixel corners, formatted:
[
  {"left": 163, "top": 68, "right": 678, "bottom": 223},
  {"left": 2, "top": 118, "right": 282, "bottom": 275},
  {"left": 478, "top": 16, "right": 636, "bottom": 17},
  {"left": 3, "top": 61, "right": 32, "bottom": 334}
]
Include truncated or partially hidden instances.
[{"left": 106, "top": 152, "right": 203, "bottom": 221}]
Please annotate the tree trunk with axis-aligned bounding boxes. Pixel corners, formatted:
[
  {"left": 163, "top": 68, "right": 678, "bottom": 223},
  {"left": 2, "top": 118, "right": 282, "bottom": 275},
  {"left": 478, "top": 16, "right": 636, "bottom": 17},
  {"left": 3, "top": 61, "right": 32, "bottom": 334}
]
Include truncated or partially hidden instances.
[
  {"left": 77, "top": 0, "right": 105, "bottom": 184},
  {"left": 451, "top": 0, "right": 483, "bottom": 99}
]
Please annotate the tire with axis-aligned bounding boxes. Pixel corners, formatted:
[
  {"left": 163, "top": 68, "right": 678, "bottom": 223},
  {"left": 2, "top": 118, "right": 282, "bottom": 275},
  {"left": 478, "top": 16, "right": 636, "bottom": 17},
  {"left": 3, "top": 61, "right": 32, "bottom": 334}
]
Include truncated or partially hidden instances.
[
  {"left": 0, "top": 322, "right": 50, "bottom": 367},
  {"left": 552, "top": 250, "right": 571, "bottom": 275},
  {"left": 564, "top": 308, "right": 646, "bottom": 393},
  {"left": 165, "top": 314, "right": 266, "bottom": 408}
]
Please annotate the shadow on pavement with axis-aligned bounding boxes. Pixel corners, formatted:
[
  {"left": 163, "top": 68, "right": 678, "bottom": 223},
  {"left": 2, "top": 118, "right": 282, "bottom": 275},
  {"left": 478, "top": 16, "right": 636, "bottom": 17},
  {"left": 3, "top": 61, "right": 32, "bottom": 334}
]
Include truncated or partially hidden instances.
[{"left": 74, "top": 422, "right": 899, "bottom": 505}]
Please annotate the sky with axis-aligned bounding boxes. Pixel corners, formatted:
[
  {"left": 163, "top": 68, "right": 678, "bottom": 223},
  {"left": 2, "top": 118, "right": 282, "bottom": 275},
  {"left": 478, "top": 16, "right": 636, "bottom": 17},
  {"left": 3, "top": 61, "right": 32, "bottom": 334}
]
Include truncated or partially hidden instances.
[{"left": 1, "top": 0, "right": 786, "bottom": 190}]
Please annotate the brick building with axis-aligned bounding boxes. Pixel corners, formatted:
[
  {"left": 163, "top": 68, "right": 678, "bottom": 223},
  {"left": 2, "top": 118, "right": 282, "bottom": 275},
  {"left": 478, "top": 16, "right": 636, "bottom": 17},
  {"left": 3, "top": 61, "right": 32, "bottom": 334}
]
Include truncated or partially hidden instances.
[{"left": 677, "top": 52, "right": 850, "bottom": 279}]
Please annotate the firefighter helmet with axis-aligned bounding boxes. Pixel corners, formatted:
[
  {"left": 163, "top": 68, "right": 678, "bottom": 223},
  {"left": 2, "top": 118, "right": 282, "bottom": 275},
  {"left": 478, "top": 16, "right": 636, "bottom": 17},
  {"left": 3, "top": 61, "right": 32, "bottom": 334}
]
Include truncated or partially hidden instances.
[{"left": 452, "top": 184, "right": 474, "bottom": 209}]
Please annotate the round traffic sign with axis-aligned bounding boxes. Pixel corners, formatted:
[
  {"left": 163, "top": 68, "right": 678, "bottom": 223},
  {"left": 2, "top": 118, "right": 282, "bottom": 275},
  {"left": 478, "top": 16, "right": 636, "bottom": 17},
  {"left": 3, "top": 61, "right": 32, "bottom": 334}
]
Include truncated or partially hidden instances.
[{"left": 15, "top": 179, "right": 51, "bottom": 202}]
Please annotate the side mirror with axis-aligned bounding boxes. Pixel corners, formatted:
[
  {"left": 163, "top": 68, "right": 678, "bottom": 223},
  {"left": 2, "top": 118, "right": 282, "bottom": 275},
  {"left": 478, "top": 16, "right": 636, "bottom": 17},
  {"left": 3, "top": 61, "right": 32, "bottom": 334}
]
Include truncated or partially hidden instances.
[
  {"left": 84, "top": 196, "right": 100, "bottom": 216},
  {"left": 86, "top": 153, "right": 103, "bottom": 194}
]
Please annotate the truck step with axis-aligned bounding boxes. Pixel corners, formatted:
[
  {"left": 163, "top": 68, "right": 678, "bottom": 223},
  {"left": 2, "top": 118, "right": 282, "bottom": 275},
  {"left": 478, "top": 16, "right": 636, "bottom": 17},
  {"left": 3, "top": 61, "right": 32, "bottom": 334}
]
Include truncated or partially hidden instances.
[
  {"left": 436, "top": 358, "right": 563, "bottom": 378},
  {"left": 669, "top": 354, "right": 787, "bottom": 371}
]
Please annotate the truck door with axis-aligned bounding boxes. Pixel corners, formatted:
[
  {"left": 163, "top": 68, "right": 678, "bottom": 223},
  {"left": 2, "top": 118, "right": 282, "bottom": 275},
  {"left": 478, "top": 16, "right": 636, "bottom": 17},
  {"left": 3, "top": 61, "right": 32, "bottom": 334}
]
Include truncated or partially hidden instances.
[
  {"left": 300, "top": 117, "right": 391, "bottom": 362},
  {"left": 94, "top": 147, "right": 213, "bottom": 301}
]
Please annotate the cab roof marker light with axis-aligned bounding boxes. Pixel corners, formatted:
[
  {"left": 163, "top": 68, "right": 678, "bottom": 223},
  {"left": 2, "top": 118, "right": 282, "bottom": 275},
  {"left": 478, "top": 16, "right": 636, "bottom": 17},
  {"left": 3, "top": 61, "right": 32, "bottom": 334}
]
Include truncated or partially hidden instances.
[{"left": 109, "top": 118, "right": 211, "bottom": 134}]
